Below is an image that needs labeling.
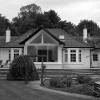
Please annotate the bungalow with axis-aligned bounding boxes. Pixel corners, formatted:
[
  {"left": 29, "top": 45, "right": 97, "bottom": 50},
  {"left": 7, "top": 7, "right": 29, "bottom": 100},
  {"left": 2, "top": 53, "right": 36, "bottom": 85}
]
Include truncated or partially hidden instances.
[{"left": 0, "top": 27, "right": 100, "bottom": 69}]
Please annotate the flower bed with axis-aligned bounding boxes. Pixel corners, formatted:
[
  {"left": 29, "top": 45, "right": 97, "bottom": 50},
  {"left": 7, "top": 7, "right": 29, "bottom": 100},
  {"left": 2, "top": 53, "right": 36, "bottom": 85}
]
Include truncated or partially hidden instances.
[{"left": 43, "top": 74, "right": 100, "bottom": 97}]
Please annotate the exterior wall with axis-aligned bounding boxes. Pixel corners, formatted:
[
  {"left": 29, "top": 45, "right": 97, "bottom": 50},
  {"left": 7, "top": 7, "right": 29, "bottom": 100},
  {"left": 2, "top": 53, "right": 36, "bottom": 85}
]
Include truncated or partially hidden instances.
[
  {"left": 0, "top": 47, "right": 92, "bottom": 69},
  {"left": 0, "top": 48, "right": 23, "bottom": 66},
  {"left": 63, "top": 48, "right": 90, "bottom": 69},
  {"left": 98, "top": 50, "right": 100, "bottom": 68},
  {"left": 91, "top": 49, "right": 100, "bottom": 68},
  {"left": 0, "top": 48, "right": 9, "bottom": 64},
  {"left": 34, "top": 63, "right": 62, "bottom": 69}
]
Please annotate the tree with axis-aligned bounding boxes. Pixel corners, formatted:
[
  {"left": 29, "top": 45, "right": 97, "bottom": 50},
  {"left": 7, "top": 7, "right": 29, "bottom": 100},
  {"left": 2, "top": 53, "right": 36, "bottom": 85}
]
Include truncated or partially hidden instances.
[
  {"left": 44, "top": 10, "right": 61, "bottom": 27},
  {"left": 58, "top": 21, "right": 76, "bottom": 35},
  {"left": 12, "top": 3, "right": 41, "bottom": 35},
  {"left": 76, "top": 20, "right": 100, "bottom": 36},
  {"left": 35, "top": 13, "right": 53, "bottom": 28},
  {"left": 0, "top": 14, "right": 10, "bottom": 36},
  {"left": 7, "top": 55, "right": 39, "bottom": 81},
  {"left": 19, "top": 3, "right": 41, "bottom": 18}
]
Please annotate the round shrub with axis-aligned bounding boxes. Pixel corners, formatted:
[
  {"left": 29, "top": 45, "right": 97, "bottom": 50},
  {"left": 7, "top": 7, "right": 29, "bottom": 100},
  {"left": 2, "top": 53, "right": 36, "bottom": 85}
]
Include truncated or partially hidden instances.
[{"left": 7, "top": 55, "right": 39, "bottom": 81}]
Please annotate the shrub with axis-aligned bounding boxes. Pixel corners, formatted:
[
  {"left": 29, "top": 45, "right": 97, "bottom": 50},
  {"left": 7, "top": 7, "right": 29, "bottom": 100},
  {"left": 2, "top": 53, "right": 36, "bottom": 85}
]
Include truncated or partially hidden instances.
[
  {"left": 49, "top": 78, "right": 64, "bottom": 88},
  {"left": 62, "top": 76, "right": 72, "bottom": 87},
  {"left": 49, "top": 75, "right": 72, "bottom": 88},
  {"left": 7, "top": 55, "right": 39, "bottom": 81},
  {"left": 76, "top": 74, "right": 92, "bottom": 84}
]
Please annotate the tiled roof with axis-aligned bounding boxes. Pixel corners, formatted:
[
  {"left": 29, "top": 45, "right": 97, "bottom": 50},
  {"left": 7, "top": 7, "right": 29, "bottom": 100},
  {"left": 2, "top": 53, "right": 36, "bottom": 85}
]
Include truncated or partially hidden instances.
[{"left": 0, "top": 28, "right": 96, "bottom": 48}]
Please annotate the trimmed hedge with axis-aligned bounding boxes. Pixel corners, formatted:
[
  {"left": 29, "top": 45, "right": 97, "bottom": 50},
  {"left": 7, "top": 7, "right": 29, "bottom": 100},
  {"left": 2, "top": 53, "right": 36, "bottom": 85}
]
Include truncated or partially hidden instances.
[{"left": 7, "top": 55, "right": 39, "bottom": 81}]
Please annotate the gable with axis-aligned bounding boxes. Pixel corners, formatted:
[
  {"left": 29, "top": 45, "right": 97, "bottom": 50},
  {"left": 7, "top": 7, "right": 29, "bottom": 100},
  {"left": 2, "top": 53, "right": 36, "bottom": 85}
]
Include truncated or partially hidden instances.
[{"left": 26, "top": 29, "right": 59, "bottom": 45}]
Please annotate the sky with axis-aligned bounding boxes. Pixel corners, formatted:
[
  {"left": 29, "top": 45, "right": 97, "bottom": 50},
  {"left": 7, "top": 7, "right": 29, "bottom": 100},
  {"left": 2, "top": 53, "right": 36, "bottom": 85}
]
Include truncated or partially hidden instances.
[{"left": 0, "top": 0, "right": 100, "bottom": 26}]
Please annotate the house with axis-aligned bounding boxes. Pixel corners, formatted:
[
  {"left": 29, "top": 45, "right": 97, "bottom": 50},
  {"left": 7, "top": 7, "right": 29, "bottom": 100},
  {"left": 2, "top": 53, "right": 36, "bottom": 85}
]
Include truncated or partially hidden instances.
[{"left": 0, "top": 27, "right": 100, "bottom": 69}]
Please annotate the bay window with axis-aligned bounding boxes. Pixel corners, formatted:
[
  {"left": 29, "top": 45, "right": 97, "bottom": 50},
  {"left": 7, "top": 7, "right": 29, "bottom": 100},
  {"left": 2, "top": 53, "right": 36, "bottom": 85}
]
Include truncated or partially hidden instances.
[{"left": 28, "top": 46, "right": 58, "bottom": 62}]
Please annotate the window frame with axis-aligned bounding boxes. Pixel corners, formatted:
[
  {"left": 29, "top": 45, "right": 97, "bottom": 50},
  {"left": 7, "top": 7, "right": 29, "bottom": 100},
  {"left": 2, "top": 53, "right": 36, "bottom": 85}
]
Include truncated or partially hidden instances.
[
  {"left": 93, "top": 53, "right": 98, "bottom": 61},
  {"left": 70, "top": 50, "right": 76, "bottom": 62},
  {"left": 28, "top": 45, "right": 58, "bottom": 62},
  {"left": 14, "top": 49, "right": 19, "bottom": 59},
  {"left": 64, "top": 48, "right": 82, "bottom": 64}
]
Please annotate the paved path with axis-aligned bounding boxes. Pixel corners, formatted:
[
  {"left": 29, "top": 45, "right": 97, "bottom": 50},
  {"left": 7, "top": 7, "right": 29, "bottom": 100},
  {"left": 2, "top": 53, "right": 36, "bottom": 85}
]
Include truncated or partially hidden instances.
[{"left": 0, "top": 80, "right": 99, "bottom": 100}]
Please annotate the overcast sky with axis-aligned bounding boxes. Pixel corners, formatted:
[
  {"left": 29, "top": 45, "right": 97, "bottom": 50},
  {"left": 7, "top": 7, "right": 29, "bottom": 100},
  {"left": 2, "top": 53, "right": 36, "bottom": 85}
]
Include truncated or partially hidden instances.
[{"left": 0, "top": 0, "right": 100, "bottom": 26}]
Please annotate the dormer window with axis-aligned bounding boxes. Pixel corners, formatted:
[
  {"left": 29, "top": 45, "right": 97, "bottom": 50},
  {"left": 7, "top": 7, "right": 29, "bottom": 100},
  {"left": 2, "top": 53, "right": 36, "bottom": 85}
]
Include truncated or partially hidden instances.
[{"left": 59, "top": 35, "right": 65, "bottom": 40}]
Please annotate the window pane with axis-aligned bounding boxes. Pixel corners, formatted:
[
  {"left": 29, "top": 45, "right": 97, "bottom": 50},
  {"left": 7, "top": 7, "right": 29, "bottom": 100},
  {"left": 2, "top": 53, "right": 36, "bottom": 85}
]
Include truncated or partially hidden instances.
[
  {"left": 27, "top": 46, "right": 57, "bottom": 62},
  {"left": 9, "top": 50, "right": 11, "bottom": 61},
  {"left": 27, "top": 46, "right": 37, "bottom": 61},
  {"left": 65, "top": 54, "right": 68, "bottom": 62},
  {"left": 70, "top": 49, "right": 76, "bottom": 62},
  {"left": 14, "top": 49, "right": 19, "bottom": 59},
  {"left": 71, "top": 54, "right": 76, "bottom": 62},
  {"left": 93, "top": 54, "right": 98, "bottom": 61},
  {"left": 64, "top": 49, "right": 68, "bottom": 62},
  {"left": 79, "top": 50, "right": 81, "bottom": 62},
  {"left": 71, "top": 50, "right": 76, "bottom": 53},
  {"left": 31, "top": 34, "right": 42, "bottom": 43},
  {"left": 38, "top": 49, "right": 47, "bottom": 62}
]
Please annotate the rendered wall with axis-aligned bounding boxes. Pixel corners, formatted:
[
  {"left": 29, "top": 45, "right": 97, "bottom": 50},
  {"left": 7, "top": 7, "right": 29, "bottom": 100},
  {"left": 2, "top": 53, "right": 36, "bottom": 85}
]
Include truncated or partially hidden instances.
[{"left": 0, "top": 48, "right": 9, "bottom": 64}]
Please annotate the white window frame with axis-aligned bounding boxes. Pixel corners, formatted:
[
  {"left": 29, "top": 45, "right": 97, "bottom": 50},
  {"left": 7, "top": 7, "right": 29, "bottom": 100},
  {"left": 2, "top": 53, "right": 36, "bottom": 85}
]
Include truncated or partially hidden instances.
[
  {"left": 14, "top": 49, "right": 19, "bottom": 59},
  {"left": 70, "top": 49, "right": 76, "bottom": 62},
  {"left": 78, "top": 50, "right": 82, "bottom": 62},
  {"left": 64, "top": 48, "right": 82, "bottom": 64},
  {"left": 93, "top": 53, "right": 98, "bottom": 61}
]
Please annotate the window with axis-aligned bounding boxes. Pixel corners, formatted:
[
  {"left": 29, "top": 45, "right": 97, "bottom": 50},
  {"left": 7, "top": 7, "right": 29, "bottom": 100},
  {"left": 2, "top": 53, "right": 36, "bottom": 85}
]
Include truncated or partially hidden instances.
[
  {"left": 93, "top": 54, "right": 98, "bottom": 61},
  {"left": 78, "top": 50, "right": 81, "bottom": 62},
  {"left": 70, "top": 50, "right": 76, "bottom": 62},
  {"left": 64, "top": 49, "right": 68, "bottom": 62},
  {"left": 27, "top": 46, "right": 58, "bottom": 62},
  {"left": 9, "top": 49, "right": 11, "bottom": 61},
  {"left": 14, "top": 49, "right": 19, "bottom": 59}
]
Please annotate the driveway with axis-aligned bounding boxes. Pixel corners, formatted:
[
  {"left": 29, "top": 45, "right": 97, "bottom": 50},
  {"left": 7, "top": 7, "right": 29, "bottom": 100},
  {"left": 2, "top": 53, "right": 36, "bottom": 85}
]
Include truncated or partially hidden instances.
[{"left": 0, "top": 80, "right": 99, "bottom": 100}]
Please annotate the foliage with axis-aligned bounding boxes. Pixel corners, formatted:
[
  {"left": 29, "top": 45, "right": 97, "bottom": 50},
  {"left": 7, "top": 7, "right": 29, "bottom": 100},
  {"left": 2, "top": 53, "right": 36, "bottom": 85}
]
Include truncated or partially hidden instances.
[
  {"left": 76, "top": 20, "right": 100, "bottom": 36},
  {"left": 76, "top": 74, "right": 93, "bottom": 84},
  {"left": 19, "top": 3, "right": 41, "bottom": 18},
  {"left": 0, "top": 14, "right": 10, "bottom": 36},
  {"left": 49, "top": 78, "right": 64, "bottom": 88},
  {"left": 61, "top": 76, "right": 72, "bottom": 87},
  {"left": 49, "top": 76, "right": 72, "bottom": 88},
  {"left": 44, "top": 10, "right": 61, "bottom": 27},
  {"left": 12, "top": 3, "right": 75, "bottom": 35},
  {"left": 7, "top": 55, "right": 39, "bottom": 81}
]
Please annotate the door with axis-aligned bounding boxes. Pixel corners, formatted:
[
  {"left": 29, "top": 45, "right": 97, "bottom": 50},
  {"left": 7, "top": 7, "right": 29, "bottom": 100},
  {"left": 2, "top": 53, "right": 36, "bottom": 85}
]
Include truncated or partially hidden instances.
[{"left": 92, "top": 53, "right": 99, "bottom": 67}]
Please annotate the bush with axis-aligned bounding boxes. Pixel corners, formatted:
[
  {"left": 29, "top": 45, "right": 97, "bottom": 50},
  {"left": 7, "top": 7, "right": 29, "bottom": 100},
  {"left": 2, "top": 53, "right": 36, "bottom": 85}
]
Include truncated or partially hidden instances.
[
  {"left": 7, "top": 55, "right": 39, "bottom": 81},
  {"left": 62, "top": 76, "right": 72, "bottom": 87},
  {"left": 49, "top": 75, "right": 72, "bottom": 88},
  {"left": 49, "top": 78, "right": 64, "bottom": 88},
  {"left": 76, "top": 74, "right": 92, "bottom": 84}
]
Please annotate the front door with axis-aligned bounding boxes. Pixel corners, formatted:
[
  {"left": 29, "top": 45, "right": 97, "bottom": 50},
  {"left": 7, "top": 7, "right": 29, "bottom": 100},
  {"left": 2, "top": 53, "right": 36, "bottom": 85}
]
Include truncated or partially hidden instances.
[{"left": 92, "top": 53, "right": 99, "bottom": 68}]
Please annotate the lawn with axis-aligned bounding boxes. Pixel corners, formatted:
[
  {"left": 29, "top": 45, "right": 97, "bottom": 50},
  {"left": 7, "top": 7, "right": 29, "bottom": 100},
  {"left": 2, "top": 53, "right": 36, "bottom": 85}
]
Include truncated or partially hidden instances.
[{"left": 0, "top": 80, "right": 97, "bottom": 100}]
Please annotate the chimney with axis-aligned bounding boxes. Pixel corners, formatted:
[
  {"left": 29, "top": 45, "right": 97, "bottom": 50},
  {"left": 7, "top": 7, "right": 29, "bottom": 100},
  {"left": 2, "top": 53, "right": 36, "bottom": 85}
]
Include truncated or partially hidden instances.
[
  {"left": 6, "top": 28, "right": 11, "bottom": 43},
  {"left": 83, "top": 26, "right": 88, "bottom": 43}
]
